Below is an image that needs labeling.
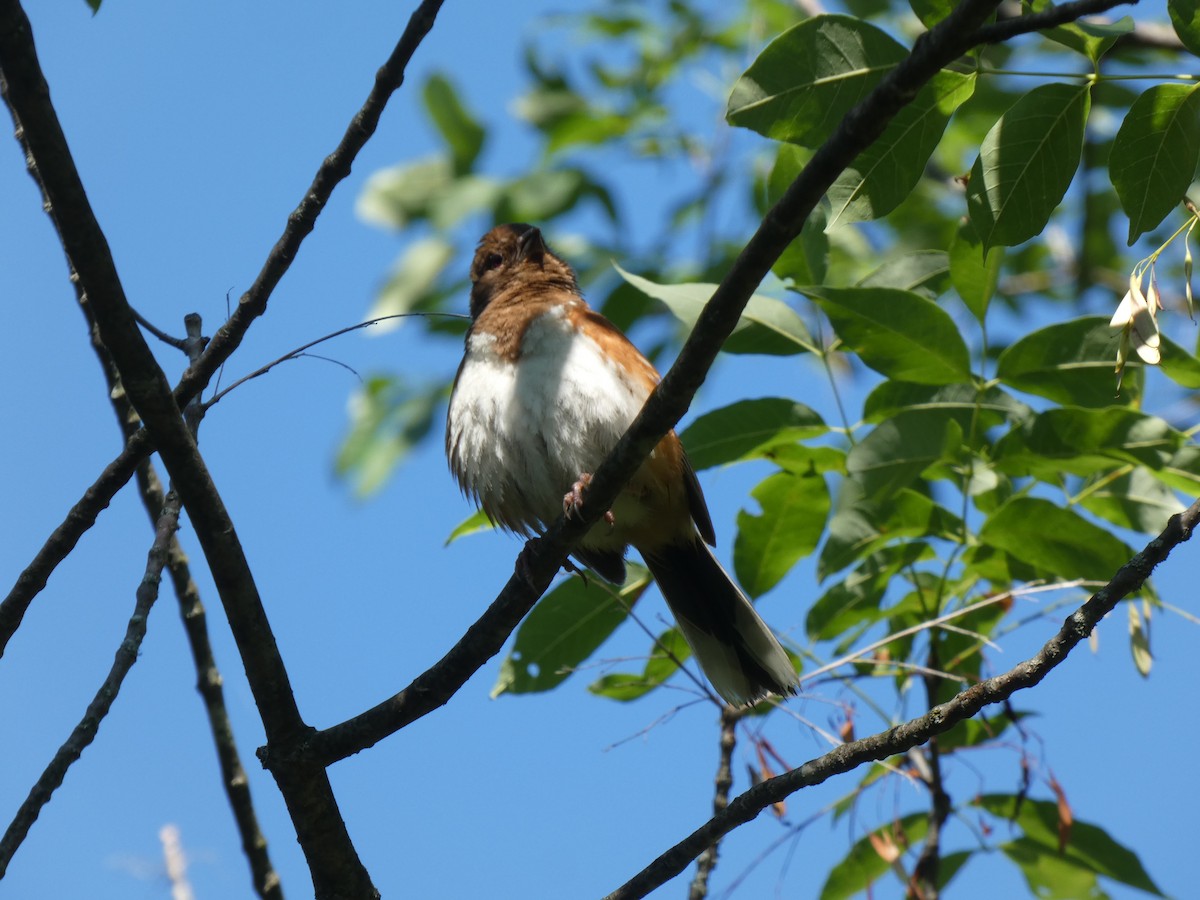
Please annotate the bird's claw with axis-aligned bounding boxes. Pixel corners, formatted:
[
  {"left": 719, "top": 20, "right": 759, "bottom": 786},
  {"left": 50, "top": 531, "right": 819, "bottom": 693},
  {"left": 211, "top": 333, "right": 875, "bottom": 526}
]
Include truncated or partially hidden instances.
[{"left": 563, "top": 473, "right": 616, "bottom": 528}]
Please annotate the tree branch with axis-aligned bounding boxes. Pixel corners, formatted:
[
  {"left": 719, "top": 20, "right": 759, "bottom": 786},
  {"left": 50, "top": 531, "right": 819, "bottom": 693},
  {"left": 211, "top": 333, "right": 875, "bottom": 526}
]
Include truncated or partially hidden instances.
[
  {"left": 0, "top": 487, "right": 179, "bottom": 876},
  {"left": 688, "top": 709, "right": 738, "bottom": 900},
  {"left": 0, "top": 0, "right": 447, "bottom": 664},
  {"left": 602, "top": 497, "right": 1199, "bottom": 900},
  {"left": 973, "top": 0, "right": 1138, "bottom": 44},
  {"left": 171, "top": 0, "right": 446, "bottom": 408},
  {"left": 0, "top": 2, "right": 393, "bottom": 895}
]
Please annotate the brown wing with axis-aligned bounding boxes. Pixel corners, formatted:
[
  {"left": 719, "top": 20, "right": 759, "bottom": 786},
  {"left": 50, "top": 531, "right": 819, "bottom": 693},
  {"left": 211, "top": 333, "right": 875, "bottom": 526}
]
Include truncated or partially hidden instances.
[{"left": 572, "top": 306, "right": 717, "bottom": 546}]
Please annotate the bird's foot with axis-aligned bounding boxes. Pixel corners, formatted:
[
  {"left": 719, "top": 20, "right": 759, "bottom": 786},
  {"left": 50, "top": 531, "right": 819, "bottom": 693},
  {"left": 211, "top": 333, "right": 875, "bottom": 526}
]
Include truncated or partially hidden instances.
[{"left": 563, "top": 473, "right": 615, "bottom": 527}]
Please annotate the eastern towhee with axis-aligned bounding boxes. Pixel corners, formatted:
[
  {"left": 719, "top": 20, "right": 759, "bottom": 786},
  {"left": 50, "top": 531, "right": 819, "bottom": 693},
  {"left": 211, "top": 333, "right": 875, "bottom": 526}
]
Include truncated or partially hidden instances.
[{"left": 446, "top": 223, "right": 798, "bottom": 706}]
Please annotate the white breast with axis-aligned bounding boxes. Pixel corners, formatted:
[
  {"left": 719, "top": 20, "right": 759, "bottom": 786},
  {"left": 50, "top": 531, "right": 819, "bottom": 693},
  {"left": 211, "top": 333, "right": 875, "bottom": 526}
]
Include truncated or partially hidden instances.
[{"left": 447, "top": 306, "right": 649, "bottom": 533}]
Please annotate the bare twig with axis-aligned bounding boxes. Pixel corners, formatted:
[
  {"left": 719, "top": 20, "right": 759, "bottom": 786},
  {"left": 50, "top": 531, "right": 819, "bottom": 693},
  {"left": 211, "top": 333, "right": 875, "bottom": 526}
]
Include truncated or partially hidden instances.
[
  {"left": 0, "top": 0, "right": 449, "bottom": 668},
  {"left": 688, "top": 709, "right": 739, "bottom": 900},
  {"left": 602, "top": 497, "right": 1199, "bottom": 900},
  {"left": 973, "top": 0, "right": 1140, "bottom": 44},
  {"left": 133, "top": 307, "right": 188, "bottom": 350},
  {"left": 204, "top": 312, "right": 466, "bottom": 410},
  {"left": 0, "top": 488, "right": 180, "bottom": 876}
]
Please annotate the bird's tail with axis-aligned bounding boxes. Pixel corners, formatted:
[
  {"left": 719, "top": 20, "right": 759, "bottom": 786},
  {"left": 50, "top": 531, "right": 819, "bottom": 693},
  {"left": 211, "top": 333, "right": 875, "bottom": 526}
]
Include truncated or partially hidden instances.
[{"left": 641, "top": 539, "right": 798, "bottom": 706}]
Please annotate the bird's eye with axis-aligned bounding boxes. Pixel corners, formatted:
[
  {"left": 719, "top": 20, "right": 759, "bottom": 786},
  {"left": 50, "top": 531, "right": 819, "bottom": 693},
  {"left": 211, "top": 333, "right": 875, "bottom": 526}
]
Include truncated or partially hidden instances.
[{"left": 482, "top": 252, "right": 503, "bottom": 272}]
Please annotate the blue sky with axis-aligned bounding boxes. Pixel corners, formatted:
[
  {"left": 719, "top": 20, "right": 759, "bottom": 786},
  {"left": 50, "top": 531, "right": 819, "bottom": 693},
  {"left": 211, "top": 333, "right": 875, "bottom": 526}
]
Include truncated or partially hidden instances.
[{"left": 1, "top": 2, "right": 1196, "bottom": 899}]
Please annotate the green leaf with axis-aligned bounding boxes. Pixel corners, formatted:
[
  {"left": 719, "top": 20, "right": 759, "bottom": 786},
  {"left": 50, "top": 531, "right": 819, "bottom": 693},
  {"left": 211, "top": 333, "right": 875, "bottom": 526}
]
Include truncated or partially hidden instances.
[
  {"left": 820, "top": 814, "right": 928, "bottom": 900},
  {"left": 827, "top": 70, "right": 976, "bottom": 227},
  {"left": 617, "top": 267, "right": 817, "bottom": 355},
  {"left": 680, "top": 398, "right": 827, "bottom": 470},
  {"left": 727, "top": 15, "right": 908, "bottom": 148},
  {"left": 497, "top": 168, "right": 617, "bottom": 223},
  {"left": 423, "top": 73, "right": 486, "bottom": 174},
  {"left": 993, "top": 407, "right": 1181, "bottom": 480},
  {"left": 767, "top": 145, "right": 830, "bottom": 284},
  {"left": 966, "top": 82, "right": 1091, "bottom": 249},
  {"left": 863, "top": 382, "right": 1031, "bottom": 430},
  {"left": 979, "top": 497, "right": 1135, "bottom": 582},
  {"left": 1046, "top": 16, "right": 1134, "bottom": 63},
  {"left": 805, "top": 286, "right": 972, "bottom": 384},
  {"left": 336, "top": 377, "right": 448, "bottom": 498},
  {"left": 847, "top": 410, "right": 964, "bottom": 500},
  {"left": 994, "top": 316, "right": 1128, "bottom": 408},
  {"left": 734, "top": 471, "right": 830, "bottom": 597},
  {"left": 1158, "top": 444, "right": 1200, "bottom": 492},
  {"left": 1080, "top": 468, "right": 1186, "bottom": 533},
  {"left": 1111, "top": 83, "right": 1200, "bottom": 245},
  {"left": 445, "top": 509, "right": 494, "bottom": 545},
  {"left": 588, "top": 629, "right": 692, "bottom": 701},
  {"left": 365, "top": 237, "right": 455, "bottom": 323},
  {"left": 949, "top": 218, "right": 1003, "bottom": 321},
  {"left": 819, "top": 481, "right": 962, "bottom": 579},
  {"left": 1159, "top": 332, "right": 1200, "bottom": 387},
  {"left": 86, "top": 0, "right": 102, "bottom": 11},
  {"left": 855, "top": 250, "right": 951, "bottom": 299},
  {"left": 806, "top": 542, "right": 933, "bottom": 640},
  {"left": 909, "top": 0, "right": 956, "bottom": 27},
  {"left": 1001, "top": 838, "right": 1108, "bottom": 900},
  {"left": 978, "top": 796, "right": 1166, "bottom": 896},
  {"left": 493, "top": 569, "right": 652, "bottom": 696},
  {"left": 1169, "top": 0, "right": 1200, "bottom": 56},
  {"left": 357, "top": 157, "right": 454, "bottom": 230}
]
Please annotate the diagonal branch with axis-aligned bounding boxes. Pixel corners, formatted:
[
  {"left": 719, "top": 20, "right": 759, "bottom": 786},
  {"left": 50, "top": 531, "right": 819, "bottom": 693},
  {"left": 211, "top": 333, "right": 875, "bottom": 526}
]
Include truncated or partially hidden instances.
[
  {"left": 310, "top": 0, "right": 1027, "bottom": 766},
  {"left": 0, "top": 1, "right": 420, "bottom": 894},
  {"left": 974, "top": 0, "right": 1141, "bottom": 44},
  {"left": 0, "top": 486, "right": 180, "bottom": 876},
  {"left": 171, "top": 0, "right": 446, "bottom": 407},
  {"left": 603, "top": 497, "right": 1200, "bottom": 900},
  {"left": 0, "top": 0, "right": 447, "bottom": 660}
]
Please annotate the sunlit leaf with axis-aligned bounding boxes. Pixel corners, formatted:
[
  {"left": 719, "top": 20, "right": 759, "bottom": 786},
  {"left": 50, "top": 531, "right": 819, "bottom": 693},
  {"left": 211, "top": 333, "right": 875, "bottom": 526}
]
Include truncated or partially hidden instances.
[
  {"left": 978, "top": 796, "right": 1166, "bottom": 896},
  {"left": 950, "top": 219, "right": 1003, "bottom": 321},
  {"left": 994, "top": 317, "right": 1130, "bottom": 408},
  {"left": 680, "top": 398, "right": 827, "bottom": 470},
  {"left": 856, "top": 250, "right": 951, "bottom": 298},
  {"left": 617, "top": 267, "right": 817, "bottom": 355},
  {"left": 1079, "top": 468, "right": 1186, "bottom": 533},
  {"left": 1046, "top": 15, "right": 1134, "bottom": 62},
  {"left": 805, "top": 286, "right": 972, "bottom": 384},
  {"left": 847, "top": 409, "right": 963, "bottom": 500},
  {"left": 336, "top": 377, "right": 448, "bottom": 498},
  {"left": 819, "top": 814, "right": 928, "bottom": 900},
  {"left": 1111, "top": 83, "right": 1200, "bottom": 245},
  {"left": 827, "top": 70, "right": 976, "bottom": 227},
  {"left": 423, "top": 73, "right": 486, "bottom": 174},
  {"left": 806, "top": 542, "right": 933, "bottom": 640},
  {"left": 734, "top": 470, "right": 830, "bottom": 597},
  {"left": 727, "top": 15, "right": 908, "bottom": 148},
  {"left": 365, "top": 237, "right": 455, "bottom": 326},
  {"left": 493, "top": 568, "right": 652, "bottom": 696},
  {"left": 588, "top": 628, "right": 692, "bottom": 701},
  {"left": 819, "top": 480, "right": 962, "bottom": 579},
  {"left": 993, "top": 407, "right": 1181, "bottom": 479},
  {"left": 445, "top": 509, "right": 494, "bottom": 545},
  {"left": 863, "top": 382, "right": 1031, "bottom": 430},
  {"left": 1169, "top": 0, "right": 1200, "bottom": 56},
  {"left": 967, "top": 83, "right": 1091, "bottom": 249},
  {"left": 979, "top": 497, "right": 1135, "bottom": 582}
]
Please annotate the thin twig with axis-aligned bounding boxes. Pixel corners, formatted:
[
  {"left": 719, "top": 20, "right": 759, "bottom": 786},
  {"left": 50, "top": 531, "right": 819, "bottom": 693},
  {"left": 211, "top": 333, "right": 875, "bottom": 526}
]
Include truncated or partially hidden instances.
[
  {"left": 688, "top": 709, "right": 739, "bottom": 900},
  {"left": 204, "top": 312, "right": 466, "bottom": 410},
  {"left": 601, "top": 497, "right": 1199, "bottom": 900},
  {"left": 133, "top": 307, "right": 187, "bottom": 350},
  {"left": 0, "top": 489, "right": 180, "bottom": 876}
]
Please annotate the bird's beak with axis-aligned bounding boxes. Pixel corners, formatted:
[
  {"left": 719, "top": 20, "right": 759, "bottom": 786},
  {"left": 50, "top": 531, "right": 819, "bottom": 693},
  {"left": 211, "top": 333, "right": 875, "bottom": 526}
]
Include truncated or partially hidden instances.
[{"left": 516, "top": 226, "right": 546, "bottom": 267}]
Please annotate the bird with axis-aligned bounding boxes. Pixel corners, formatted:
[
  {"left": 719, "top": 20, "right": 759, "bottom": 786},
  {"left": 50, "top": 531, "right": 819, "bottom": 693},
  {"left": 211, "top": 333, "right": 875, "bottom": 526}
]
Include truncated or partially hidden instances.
[{"left": 445, "top": 223, "right": 799, "bottom": 706}]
